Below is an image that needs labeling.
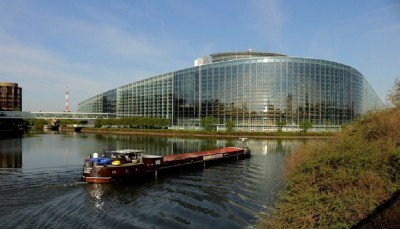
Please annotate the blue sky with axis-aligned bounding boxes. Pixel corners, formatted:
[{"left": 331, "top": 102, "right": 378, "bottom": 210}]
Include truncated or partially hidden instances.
[{"left": 0, "top": 0, "right": 399, "bottom": 111}]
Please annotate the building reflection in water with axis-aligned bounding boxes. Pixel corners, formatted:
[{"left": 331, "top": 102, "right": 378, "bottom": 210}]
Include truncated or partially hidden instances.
[
  {"left": 84, "top": 133, "right": 307, "bottom": 157},
  {"left": 0, "top": 138, "right": 22, "bottom": 168}
]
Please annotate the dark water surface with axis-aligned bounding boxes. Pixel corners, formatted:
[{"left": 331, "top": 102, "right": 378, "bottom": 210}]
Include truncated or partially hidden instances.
[{"left": 0, "top": 132, "right": 306, "bottom": 229}]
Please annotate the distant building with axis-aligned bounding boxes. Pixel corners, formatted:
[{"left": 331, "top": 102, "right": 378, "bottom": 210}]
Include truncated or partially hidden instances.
[
  {"left": 78, "top": 51, "right": 384, "bottom": 131},
  {"left": 0, "top": 82, "right": 22, "bottom": 111}
]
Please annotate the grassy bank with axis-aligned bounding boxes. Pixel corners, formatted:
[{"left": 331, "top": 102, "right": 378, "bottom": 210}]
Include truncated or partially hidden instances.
[
  {"left": 62, "top": 127, "right": 334, "bottom": 139},
  {"left": 256, "top": 107, "right": 400, "bottom": 228}
]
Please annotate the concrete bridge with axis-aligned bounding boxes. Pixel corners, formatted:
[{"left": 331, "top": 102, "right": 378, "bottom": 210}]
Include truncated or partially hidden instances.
[{"left": 0, "top": 111, "right": 116, "bottom": 120}]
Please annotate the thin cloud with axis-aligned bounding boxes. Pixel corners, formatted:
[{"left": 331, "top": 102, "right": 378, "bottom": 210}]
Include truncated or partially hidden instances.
[
  {"left": 0, "top": 33, "right": 105, "bottom": 107},
  {"left": 245, "top": 0, "right": 284, "bottom": 49},
  {"left": 96, "top": 25, "right": 164, "bottom": 58}
]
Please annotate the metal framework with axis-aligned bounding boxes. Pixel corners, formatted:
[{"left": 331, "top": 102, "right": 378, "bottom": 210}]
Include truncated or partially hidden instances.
[{"left": 0, "top": 111, "right": 115, "bottom": 119}]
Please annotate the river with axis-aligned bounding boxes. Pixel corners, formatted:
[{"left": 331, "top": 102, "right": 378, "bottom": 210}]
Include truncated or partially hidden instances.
[{"left": 0, "top": 131, "right": 306, "bottom": 229}]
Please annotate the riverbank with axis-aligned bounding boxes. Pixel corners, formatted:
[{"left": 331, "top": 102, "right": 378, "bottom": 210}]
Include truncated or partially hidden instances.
[
  {"left": 256, "top": 107, "right": 400, "bottom": 228},
  {"left": 60, "top": 127, "right": 335, "bottom": 139}
]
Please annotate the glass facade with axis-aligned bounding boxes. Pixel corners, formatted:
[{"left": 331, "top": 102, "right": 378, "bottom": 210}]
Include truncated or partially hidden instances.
[
  {"left": 78, "top": 89, "right": 116, "bottom": 113},
  {"left": 78, "top": 52, "right": 384, "bottom": 130},
  {"left": 116, "top": 73, "right": 173, "bottom": 118}
]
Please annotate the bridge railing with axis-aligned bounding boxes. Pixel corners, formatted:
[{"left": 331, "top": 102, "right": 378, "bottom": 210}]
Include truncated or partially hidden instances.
[
  {"left": 32, "top": 112, "right": 117, "bottom": 119},
  {"left": 0, "top": 111, "right": 116, "bottom": 120},
  {"left": 0, "top": 111, "right": 34, "bottom": 119}
]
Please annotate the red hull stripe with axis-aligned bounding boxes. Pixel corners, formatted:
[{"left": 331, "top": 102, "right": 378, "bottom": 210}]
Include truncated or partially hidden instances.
[{"left": 84, "top": 176, "right": 112, "bottom": 184}]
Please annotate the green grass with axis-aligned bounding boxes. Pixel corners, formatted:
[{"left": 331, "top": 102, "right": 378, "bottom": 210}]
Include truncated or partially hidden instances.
[{"left": 256, "top": 107, "right": 400, "bottom": 228}]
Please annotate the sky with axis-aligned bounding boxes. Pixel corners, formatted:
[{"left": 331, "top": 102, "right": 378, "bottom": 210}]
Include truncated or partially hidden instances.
[{"left": 0, "top": 0, "right": 399, "bottom": 112}]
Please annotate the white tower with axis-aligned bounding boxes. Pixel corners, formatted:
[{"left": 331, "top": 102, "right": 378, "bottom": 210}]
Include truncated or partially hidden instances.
[{"left": 64, "top": 86, "right": 70, "bottom": 112}]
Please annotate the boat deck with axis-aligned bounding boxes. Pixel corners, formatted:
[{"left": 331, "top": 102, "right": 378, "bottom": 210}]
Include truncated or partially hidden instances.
[
  {"left": 101, "top": 163, "right": 139, "bottom": 167},
  {"left": 163, "top": 147, "right": 241, "bottom": 162}
]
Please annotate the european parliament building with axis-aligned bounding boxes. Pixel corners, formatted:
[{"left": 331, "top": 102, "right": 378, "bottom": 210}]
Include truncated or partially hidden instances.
[{"left": 77, "top": 51, "right": 384, "bottom": 131}]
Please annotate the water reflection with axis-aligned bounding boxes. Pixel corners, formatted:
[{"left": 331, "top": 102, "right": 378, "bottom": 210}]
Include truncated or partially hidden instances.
[
  {"left": 87, "top": 184, "right": 107, "bottom": 211},
  {"left": 0, "top": 133, "right": 314, "bottom": 228},
  {"left": 249, "top": 138, "right": 306, "bottom": 155},
  {"left": 72, "top": 133, "right": 306, "bottom": 157},
  {"left": 0, "top": 138, "right": 22, "bottom": 168}
]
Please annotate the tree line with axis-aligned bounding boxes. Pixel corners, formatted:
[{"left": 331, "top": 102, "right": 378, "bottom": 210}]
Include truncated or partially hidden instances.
[
  {"left": 27, "top": 116, "right": 317, "bottom": 132},
  {"left": 94, "top": 117, "right": 169, "bottom": 129},
  {"left": 200, "top": 116, "right": 314, "bottom": 132}
]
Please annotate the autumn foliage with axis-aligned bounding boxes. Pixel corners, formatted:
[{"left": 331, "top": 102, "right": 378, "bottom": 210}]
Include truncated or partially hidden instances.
[{"left": 257, "top": 106, "right": 400, "bottom": 228}]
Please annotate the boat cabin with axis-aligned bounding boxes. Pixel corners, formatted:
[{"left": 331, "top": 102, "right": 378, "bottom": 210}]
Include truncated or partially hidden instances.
[{"left": 91, "top": 149, "right": 145, "bottom": 166}]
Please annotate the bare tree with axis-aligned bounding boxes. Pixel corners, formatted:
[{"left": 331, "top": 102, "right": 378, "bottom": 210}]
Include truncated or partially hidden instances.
[{"left": 386, "top": 78, "right": 400, "bottom": 107}]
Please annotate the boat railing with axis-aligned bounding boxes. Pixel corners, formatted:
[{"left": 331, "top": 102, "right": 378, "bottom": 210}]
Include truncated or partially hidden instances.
[
  {"left": 238, "top": 138, "right": 249, "bottom": 148},
  {"left": 85, "top": 150, "right": 145, "bottom": 167}
]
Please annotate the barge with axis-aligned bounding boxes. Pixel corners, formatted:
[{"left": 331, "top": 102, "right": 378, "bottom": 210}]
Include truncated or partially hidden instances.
[{"left": 82, "top": 138, "right": 251, "bottom": 183}]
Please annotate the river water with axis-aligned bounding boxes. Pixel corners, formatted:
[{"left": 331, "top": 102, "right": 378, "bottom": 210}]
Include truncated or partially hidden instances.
[{"left": 0, "top": 131, "right": 306, "bottom": 229}]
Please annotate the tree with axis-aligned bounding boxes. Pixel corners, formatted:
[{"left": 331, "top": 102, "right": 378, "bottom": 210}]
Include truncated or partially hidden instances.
[
  {"left": 200, "top": 116, "right": 218, "bottom": 131},
  {"left": 33, "top": 119, "right": 48, "bottom": 130},
  {"left": 94, "top": 118, "right": 103, "bottom": 127},
  {"left": 59, "top": 119, "right": 80, "bottom": 126},
  {"left": 276, "top": 121, "right": 287, "bottom": 132},
  {"left": 299, "top": 120, "right": 313, "bottom": 132},
  {"left": 225, "top": 120, "right": 236, "bottom": 132},
  {"left": 386, "top": 78, "right": 400, "bottom": 107}
]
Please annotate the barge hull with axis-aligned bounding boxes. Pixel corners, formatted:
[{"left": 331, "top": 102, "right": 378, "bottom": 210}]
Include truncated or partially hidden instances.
[
  {"left": 82, "top": 146, "right": 251, "bottom": 184},
  {"left": 83, "top": 176, "right": 112, "bottom": 184}
]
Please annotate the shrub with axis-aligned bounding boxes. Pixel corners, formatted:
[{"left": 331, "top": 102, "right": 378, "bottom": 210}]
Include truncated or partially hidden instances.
[
  {"left": 200, "top": 116, "right": 218, "bottom": 131},
  {"left": 299, "top": 120, "right": 313, "bottom": 132},
  {"left": 257, "top": 106, "right": 400, "bottom": 228}
]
